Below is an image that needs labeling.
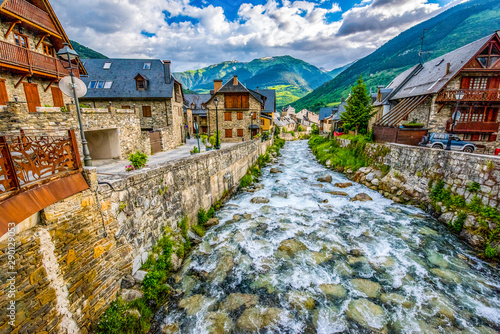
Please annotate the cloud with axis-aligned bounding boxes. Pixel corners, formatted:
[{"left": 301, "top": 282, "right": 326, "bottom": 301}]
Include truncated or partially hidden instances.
[{"left": 51, "top": 0, "right": 455, "bottom": 72}]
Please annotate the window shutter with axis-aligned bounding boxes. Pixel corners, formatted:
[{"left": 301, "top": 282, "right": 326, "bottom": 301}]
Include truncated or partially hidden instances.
[
  {"left": 237, "top": 129, "right": 243, "bottom": 137},
  {"left": 0, "top": 80, "right": 8, "bottom": 105},
  {"left": 242, "top": 94, "right": 249, "bottom": 108},
  {"left": 460, "top": 77, "right": 471, "bottom": 90},
  {"left": 143, "top": 106, "right": 152, "bottom": 117},
  {"left": 224, "top": 112, "right": 232, "bottom": 121},
  {"left": 24, "top": 83, "right": 40, "bottom": 113},
  {"left": 51, "top": 87, "right": 64, "bottom": 107},
  {"left": 225, "top": 129, "right": 232, "bottom": 138},
  {"left": 237, "top": 112, "right": 243, "bottom": 120},
  {"left": 488, "top": 77, "right": 500, "bottom": 90}
]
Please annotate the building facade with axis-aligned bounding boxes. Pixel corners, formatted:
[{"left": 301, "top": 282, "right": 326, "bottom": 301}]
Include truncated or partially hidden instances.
[
  {"left": 185, "top": 93, "right": 211, "bottom": 135},
  {"left": 373, "top": 32, "right": 500, "bottom": 151}
]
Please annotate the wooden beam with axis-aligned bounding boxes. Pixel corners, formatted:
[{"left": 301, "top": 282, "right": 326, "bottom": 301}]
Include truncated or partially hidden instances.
[
  {"left": 4, "top": 20, "right": 21, "bottom": 39},
  {"left": 36, "top": 34, "right": 50, "bottom": 49},
  {"left": 14, "top": 74, "right": 28, "bottom": 89},
  {"left": 436, "top": 104, "right": 445, "bottom": 114},
  {"left": 44, "top": 79, "right": 56, "bottom": 92},
  {"left": 0, "top": 10, "right": 62, "bottom": 38}
]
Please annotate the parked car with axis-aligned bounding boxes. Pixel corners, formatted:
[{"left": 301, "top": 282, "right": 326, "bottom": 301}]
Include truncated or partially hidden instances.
[{"left": 420, "top": 133, "right": 476, "bottom": 153}]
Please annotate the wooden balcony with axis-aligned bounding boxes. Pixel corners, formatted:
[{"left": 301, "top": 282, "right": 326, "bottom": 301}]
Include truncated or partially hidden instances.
[
  {"left": 446, "top": 120, "right": 500, "bottom": 133},
  {"left": 437, "top": 89, "right": 500, "bottom": 102},
  {"left": 2, "top": 0, "right": 59, "bottom": 35},
  {"left": 0, "top": 40, "right": 77, "bottom": 78}
]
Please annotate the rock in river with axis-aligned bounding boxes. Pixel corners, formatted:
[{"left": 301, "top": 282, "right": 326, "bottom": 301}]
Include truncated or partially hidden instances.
[
  {"left": 251, "top": 197, "right": 270, "bottom": 204},
  {"left": 326, "top": 191, "right": 349, "bottom": 197},
  {"left": 219, "top": 293, "right": 259, "bottom": 312},
  {"left": 334, "top": 182, "right": 353, "bottom": 188},
  {"left": 319, "top": 283, "right": 347, "bottom": 298},
  {"left": 270, "top": 168, "right": 282, "bottom": 173},
  {"left": 350, "top": 279, "right": 382, "bottom": 298},
  {"left": 278, "top": 239, "right": 308, "bottom": 256},
  {"left": 236, "top": 307, "right": 287, "bottom": 332},
  {"left": 208, "top": 253, "right": 234, "bottom": 284},
  {"left": 204, "top": 311, "right": 234, "bottom": 334},
  {"left": 287, "top": 291, "right": 315, "bottom": 310},
  {"left": 205, "top": 218, "right": 220, "bottom": 227},
  {"left": 178, "top": 294, "right": 217, "bottom": 316},
  {"left": 317, "top": 175, "right": 332, "bottom": 183},
  {"left": 346, "top": 299, "right": 388, "bottom": 332},
  {"left": 350, "top": 193, "right": 373, "bottom": 202}
]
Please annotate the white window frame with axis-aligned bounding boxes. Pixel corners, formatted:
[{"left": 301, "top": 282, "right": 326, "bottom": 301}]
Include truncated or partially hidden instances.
[
  {"left": 103, "top": 62, "right": 112, "bottom": 69},
  {"left": 104, "top": 81, "right": 113, "bottom": 89},
  {"left": 143, "top": 62, "right": 151, "bottom": 70},
  {"left": 88, "top": 81, "right": 97, "bottom": 89},
  {"left": 96, "top": 81, "right": 105, "bottom": 89}
]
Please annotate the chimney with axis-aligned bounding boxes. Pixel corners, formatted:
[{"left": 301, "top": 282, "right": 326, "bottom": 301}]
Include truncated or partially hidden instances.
[
  {"left": 446, "top": 63, "right": 451, "bottom": 75},
  {"left": 162, "top": 60, "right": 172, "bottom": 84},
  {"left": 233, "top": 75, "right": 238, "bottom": 85},
  {"left": 214, "top": 79, "right": 223, "bottom": 94},
  {"left": 256, "top": 86, "right": 259, "bottom": 92}
]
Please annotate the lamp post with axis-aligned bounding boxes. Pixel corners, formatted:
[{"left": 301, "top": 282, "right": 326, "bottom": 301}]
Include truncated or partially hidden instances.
[
  {"left": 194, "top": 121, "right": 200, "bottom": 153},
  {"left": 250, "top": 112, "right": 254, "bottom": 140},
  {"left": 214, "top": 97, "right": 220, "bottom": 149},
  {"left": 445, "top": 90, "right": 465, "bottom": 151},
  {"left": 56, "top": 44, "right": 92, "bottom": 166}
]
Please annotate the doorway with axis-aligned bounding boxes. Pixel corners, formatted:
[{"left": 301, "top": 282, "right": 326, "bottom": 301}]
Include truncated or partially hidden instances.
[{"left": 85, "top": 129, "right": 120, "bottom": 160}]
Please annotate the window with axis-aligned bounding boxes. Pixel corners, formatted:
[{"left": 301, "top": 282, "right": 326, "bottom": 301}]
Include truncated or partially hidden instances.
[
  {"left": 225, "top": 129, "right": 232, "bottom": 138},
  {"left": 143, "top": 63, "right": 151, "bottom": 70},
  {"left": 261, "top": 119, "right": 264, "bottom": 125},
  {"left": 470, "top": 77, "right": 488, "bottom": 90},
  {"left": 476, "top": 41, "right": 500, "bottom": 69},
  {"left": 143, "top": 105, "right": 152, "bottom": 117},
  {"left": 224, "top": 93, "right": 249, "bottom": 109},
  {"left": 470, "top": 107, "right": 484, "bottom": 122},
  {"left": 96, "top": 81, "right": 105, "bottom": 89},
  {"left": 103, "top": 62, "right": 112, "bottom": 69},
  {"left": 224, "top": 112, "right": 232, "bottom": 121},
  {"left": 237, "top": 129, "right": 243, "bottom": 137},
  {"left": 88, "top": 81, "right": 97, "bottom": 89},
  {"left": 51, "top": 87, "right": 64, "bottom": 107},
  {"left": 104, "top": 81, "right": 113, "bottom": 89},
  {"left": 122, "top": 105, "right": 130, "bottom": 109},
  {"left": 42, "top": 43, "right": 54, "bottom": 57},
  {"left": 0, "top": 80, "right": 8, "bottom": 105},
  {"left": 252, "top": 112, "right": 257, "bottom": 120},
  {"left": 237, "top": 112, "right": 243, "bottom": 120},
  {"left": 136, "top": 79, "right": 146, "bottom": 90},
  {"left": 14, "top": 33, "right": 28, "bottom": 49}
]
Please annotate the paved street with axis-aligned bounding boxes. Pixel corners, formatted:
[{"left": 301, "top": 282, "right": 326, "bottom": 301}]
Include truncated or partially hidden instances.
[{"left": 94, "top": 138, "right": 239, "bottom": 178}]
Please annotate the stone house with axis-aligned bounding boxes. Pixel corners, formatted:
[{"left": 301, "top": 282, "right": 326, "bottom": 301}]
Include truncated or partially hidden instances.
[
  {"left": 258, "top": 89, "right": 276, "bottom": 134},
  {"left": 373, "top": 31, "right": 500, "bottom": 150},
  {"left": 283, "top": 105, "right": 295, "bottom": 117},
  {"left": 80, "top": 59, "right": 186, "bottom": 154},
  {"left": 319, "top": 107, "right": 337, "bottom": 133},
  {"left": 294, "top": 109, "right": 319, "bottom": 127},
  {"left": 185, "top": 93, "right": 211, "bottom": 135},
  {"left": 204, "top": 76, "right": 268, "bottom": 142},
  {"left": 273, "top": 113, "right": 297, "bottom": 133}
]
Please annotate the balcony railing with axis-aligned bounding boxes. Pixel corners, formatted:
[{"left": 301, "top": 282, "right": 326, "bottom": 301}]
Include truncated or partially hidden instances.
[
  {"left": 446, "top": 120, "right": 500, "bottom": 133},
  {"left": 0, "top": 40, "right": 77, "bottom": 77},
  {"left": 2, "top": 0, "right": 58, "bottom": 34},
  {"left": 437, "top": 89, "right": 500, "bottom": 102},
  {"left": 0, "top": 130, "right": 82, "bottom": 198}
]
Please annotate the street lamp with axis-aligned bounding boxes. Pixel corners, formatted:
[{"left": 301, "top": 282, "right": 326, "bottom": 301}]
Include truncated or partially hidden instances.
[
  {"left": 445, "top": 90, "right": 465, "bottom": 151},
  {"left": 214, "top": 97, "right": 220, "bottom": 149},
  {"left": 56, "top": 44, "right": 92, "bottom": 166},
  {"left": 250, "top": 112, "right": 254, "bottom": 140}
]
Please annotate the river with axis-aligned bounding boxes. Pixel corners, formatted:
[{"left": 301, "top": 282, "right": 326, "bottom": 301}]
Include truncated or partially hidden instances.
[{"left": 158, "top": 140, "right": 500, "bottom": 333}]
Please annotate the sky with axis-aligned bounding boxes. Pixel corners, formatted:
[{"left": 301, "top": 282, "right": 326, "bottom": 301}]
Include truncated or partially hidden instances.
[{"left": 51, "top": 0, "right": 462, "bottom": 72}]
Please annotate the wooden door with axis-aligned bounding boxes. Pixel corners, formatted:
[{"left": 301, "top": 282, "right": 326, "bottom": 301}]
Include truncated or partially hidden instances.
[
  {"left": 0, "top": 80, "right": 8, "bottom": 105},
  {"left": 150, "top": 131, "right": 162, "bottom": 154},
  {"left": 23, "top": 83, "right": 40, "bottom": 113},
  {"left": 51, "top": 87, "right": 64, "bottom": 107}
]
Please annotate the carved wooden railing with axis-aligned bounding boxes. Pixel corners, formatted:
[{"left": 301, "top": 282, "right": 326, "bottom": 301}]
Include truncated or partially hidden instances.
[
  {"left": 437, "top": 89, "right": 500, "bottom": 102},
  {"left": 0, "top": 129, "right": 82, "bottom": 197},
  {"left": 2, "top": 0, "right": 58, "bottom": 34},
  {"left": 0, "top": 40, "right": 77, "bottom": 77},
  {"left": 446, "top": 121, "right": 500, "bottom": 133}
]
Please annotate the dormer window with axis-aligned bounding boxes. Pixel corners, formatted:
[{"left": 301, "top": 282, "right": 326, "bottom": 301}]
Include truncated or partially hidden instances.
[
  {"left": 191, "top": 103, "right": 195, "bottom": 109},
  {"left": 135, "top": 74, "right": 148, "bottom": 91},
  {"left": 103, "top": 62, "right": 112, "bottom": 69},
  {"left": 143, "top": 62, "right": 151, "bottom": 70},
  {"left": 477, "top": 41, "right": 500, "bottom": 68}
]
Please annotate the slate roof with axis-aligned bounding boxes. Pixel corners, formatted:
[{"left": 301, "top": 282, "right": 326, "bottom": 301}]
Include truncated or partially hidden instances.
[
  {"left": 332, "top": 101, "right": 347, "bottom": 121},
  {"left": 319, "top": 107, "right": 335, "bottom": 121},
  {"left": 386, "top": 33, "right": 495, "bottom": 100},
  {"left": 80, "top": 59, "right": 176, "bottom": 99},
  {"left": 258, "top": 89, "right": 276, "bottom": 114}
]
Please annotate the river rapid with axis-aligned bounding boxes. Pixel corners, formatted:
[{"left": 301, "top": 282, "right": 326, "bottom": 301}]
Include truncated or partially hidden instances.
[{"left": 158, "top": 140, "right": 500, "bottom": 334}]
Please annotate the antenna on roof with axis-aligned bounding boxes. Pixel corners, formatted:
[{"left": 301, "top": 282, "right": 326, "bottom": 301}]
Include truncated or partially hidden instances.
[{"left": 419, "top": 28, "right": 428, "bottom": 64}]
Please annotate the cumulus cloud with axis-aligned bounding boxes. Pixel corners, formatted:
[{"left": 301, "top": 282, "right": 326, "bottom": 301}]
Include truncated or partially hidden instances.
[{"left": 51, "top": 0, "right": 456, "bottom": 72}]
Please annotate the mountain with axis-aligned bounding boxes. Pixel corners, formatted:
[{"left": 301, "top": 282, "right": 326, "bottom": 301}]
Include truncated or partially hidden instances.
[
  {"left": 174, "top": 55, "right": 333, "bottom": 108},
  {"left": 328, "top": 62, "right": 353, "bottom": 79},
  {"left": 70, "top": 40, "right": 108, "bottom": 59},
  {"left": 291, "top": 0, "right": 500, "bottom": 111}
]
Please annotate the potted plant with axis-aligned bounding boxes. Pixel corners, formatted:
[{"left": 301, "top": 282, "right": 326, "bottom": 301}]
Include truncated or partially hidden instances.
[
  {"left": 402, "top": 119, "right": 425, "bottom": 129},
  {"left": 209, "top": 131, "right": 221, "bottom": 149},
  {"left": 201, "top": 134, "right": 211, "bottom": 151},
  {"left": 190, "top": 146, "right": 200, "bottom": 154}
]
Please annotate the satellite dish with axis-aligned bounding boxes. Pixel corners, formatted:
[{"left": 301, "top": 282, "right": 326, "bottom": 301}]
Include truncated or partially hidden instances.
[{"left": 59, "top": 76, "right": 87, "bottom": 98}]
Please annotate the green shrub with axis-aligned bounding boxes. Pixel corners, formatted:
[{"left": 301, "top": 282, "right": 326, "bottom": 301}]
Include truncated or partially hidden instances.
[
  {"left": 297, "top": 125, "right": 303, "bottom": 132},
  {"left": 207, "top": 207, "right": 215, "bottom": 219},
  {"left": 192, "top": 224, "right": 206, "bottom": 237},
  {"left": 128, "top": 151, "right": 148, "bottom": 169},
  {"left": 484, "top": 243, "right": 498, "bottom": 258},
  {"left": 240, "top": 174, "right": 253, "bottom": 188},
  {"left": 274, "top": 126, "right": 280, "bottom": 135},
  {"left": 311, "top": 123, "right": 319, "bottom": 135},
  {"left": 290, "top": 131, "right": 295, "bottom": 137},
  {"left": 449, "top": 211, "right": 467, "bottom": 233},
  {"left": 467, "top": 181, "right": 481, "bottom": 193},
  {"left": 97, "top": 298, "right": 147, "bottom": 334},
  {"left": 468, "top": 196, "right": 482, "bottom": 213},
  {"left": 190, "top": 146, "right": 199, "bottom": 154},
  {"left": 198, "top": 209, "right": 209, "bottom": 226}
]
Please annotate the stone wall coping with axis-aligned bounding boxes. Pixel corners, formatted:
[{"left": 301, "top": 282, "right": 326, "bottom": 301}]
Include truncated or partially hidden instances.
[{"left": 386, "top": 142, "right": 500, "bottom": 161}]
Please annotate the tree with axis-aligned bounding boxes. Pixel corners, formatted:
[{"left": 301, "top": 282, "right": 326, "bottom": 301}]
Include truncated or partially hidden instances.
[{"left": 340, "top": 76, "right": 376, "bottom": 135}]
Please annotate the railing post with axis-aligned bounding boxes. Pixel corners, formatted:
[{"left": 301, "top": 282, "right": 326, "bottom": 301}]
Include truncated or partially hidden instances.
[
  {"left": 68, "top": 129, "right": 83, "bottom": 170},
  {"left": 0, "top": 136, "right": 21, "bottom": 191}
]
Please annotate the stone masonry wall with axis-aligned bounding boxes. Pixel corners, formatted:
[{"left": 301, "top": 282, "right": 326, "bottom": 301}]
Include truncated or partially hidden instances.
[{"left": 0, "top": 139, "right": 271, "bottom": 334}]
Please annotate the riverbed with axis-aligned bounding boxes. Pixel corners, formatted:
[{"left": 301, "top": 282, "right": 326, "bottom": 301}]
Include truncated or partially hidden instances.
[{"left": 158, "top": 140, "right": 500, "bottom": 333}]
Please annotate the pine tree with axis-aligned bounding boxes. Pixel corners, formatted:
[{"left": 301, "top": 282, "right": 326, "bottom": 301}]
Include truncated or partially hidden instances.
[{"left": 340, "top": 76, "right": 375, "bottom": 135}]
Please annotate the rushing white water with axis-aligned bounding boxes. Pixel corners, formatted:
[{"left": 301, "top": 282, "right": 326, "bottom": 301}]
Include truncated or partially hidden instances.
[{"left": 160, "top": 140, "right": 500, "bottom": 334}]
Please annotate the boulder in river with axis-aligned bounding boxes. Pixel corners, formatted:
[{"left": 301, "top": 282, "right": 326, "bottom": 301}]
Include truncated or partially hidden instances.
[
  {"left": 334, "top": 182, "right": 353, "bottom": 188},
  {"left": 278, "top": 239, "right": 308, "bottom": 256},
  {"left": 251, "top": 197, "right": 270, "bottom": 204},
  {"left": 350, "top": 193, "right": 373, "bottom": 202},
  {"left": 346, "top": 298, "right": 388, "bottom": 332},
  {"left": 205, "top": 218, "right": 220, "bottom": 227},
  {"left": 319, "top": 283, "right": 347, "bottom": 298},
  {"left": 208, "top": 253, "right": 234, "bottom": 284},
  {"left": 270, "top": 168, "right": 282, "bottom": 174},
  {"left": 317, "top": 175, "right": 332, "bottom": 183},
  {"left": 121, "top": 275, "right": 135, "bottom": 289},
  {"left": 188, "top": 230, "right": 203, "bottom": 244},
  {"left": 178, "top": 294, "right": 217, "bottom": 316},
  {"left": 204, "top": 311, "right": 234, "bottom": 334},
  {"left": 287, "top": 291, "right": 315, "bottom": 310},
  {"left": 326, "top": 191, "right": 349, "bottom": 197},
  {"left": 236, "top": 307, "right": 287, "bottom": 332},
  {"left": 380, "top": 293, "right": 414, "bottom": 309},
  {"left": 430, "top": 268, "right": 462, "bottom": 284},
  {"left": 350, "top": 279, "right": 382, "bottom": 298},
  {"left": 219, "top": 293, "right": 259, "bottom": 312},
  {"left": 311, "top": 184, "right": 324, "bottom": 188},
  {"left": 121, "top": 289, "right": 143, "bottom": 302}
]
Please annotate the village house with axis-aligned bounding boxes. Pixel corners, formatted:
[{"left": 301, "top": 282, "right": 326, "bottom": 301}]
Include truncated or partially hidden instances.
[
  {"left": 204, "top": 76, "right": 269, "bottom": 142},
  {"left": 184, "top": 93, "right": 210, "bottom": 136},
  {"left": 372, "top": 31, "right": 500, "bottom": 150},
  {"left": 283, "top": 105, "right": 295, "bottom": 117},
  {"left": 80, "top": 59, "right": 186, "bottom": 155},
  {"left": 258, "top": 89, "right": 276, "bottom": 135},
  {"left": 319, "top": 106, "right": 338, "bottom": 133},
  {"left": 274, "top": 112, "right": 297, "bottom": 133},
  {"left": 294, "top": 109, "right": 319, "bottom": 128}
]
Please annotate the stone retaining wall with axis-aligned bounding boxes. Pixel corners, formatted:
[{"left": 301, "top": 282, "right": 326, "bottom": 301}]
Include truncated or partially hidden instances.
[
  {"left": 0, "top": 139, "right": 271, "bottom": 334},
  {"left": 331, "top": 139, "right": 500, "bottom": 255}
]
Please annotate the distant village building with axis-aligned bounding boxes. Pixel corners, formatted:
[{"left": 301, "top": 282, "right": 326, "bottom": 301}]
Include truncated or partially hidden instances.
[
  {"left": 80, "top": 59, "right": 186, "bottom": 155},
  {"left": 204, "top": 76, "right": 272, "bottom": 142},
  {"left": 283, "top": 105, "right": 295, "bottom": 117},
  {"left": 273, "top": 113, "right": 297, "bottom": 133},
  {"left": 185, "top": 93, "right": 211, "bottom": 135},
  {"left": 319, "top": 106, "right": 337, "bottom": 133},
  {"left": 294, "top": 109, "right": 319, "bottom": 127},
  {"left": 372, "top": 31, "right": 500, "bottom": 149},
  {"left": 259, "top": 89, "right": 276, "bottom": 135}
]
